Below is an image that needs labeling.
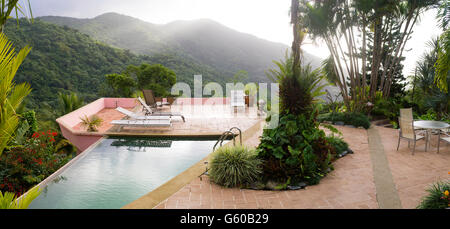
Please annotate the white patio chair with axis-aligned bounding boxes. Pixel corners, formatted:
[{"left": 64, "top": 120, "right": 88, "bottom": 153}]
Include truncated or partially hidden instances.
[
  {"left": 400, "top": 108, "right": 423, "bottom": 131},
  {"left": 397, "top": 117, "right": 425, "bottom": 155},
  {"left": 230, "top": 90, "right": 245, "bottom": 108}
]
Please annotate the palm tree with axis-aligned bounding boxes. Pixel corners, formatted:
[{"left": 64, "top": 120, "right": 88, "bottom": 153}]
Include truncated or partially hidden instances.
[
  {"left": 434, "top": 0, "right": 450, "bottom": 92},
  {"left": 58, "top": 92, "right": 84, "bottom": 115},
  {"left": 0, "top": 33, "right": 31, "bottom": 156},
  {"left": 0, "top": 0, "right": 32, "bottom": 33},
  {"left": 414, "top": 38, "right": 450, "bottom": 118}
]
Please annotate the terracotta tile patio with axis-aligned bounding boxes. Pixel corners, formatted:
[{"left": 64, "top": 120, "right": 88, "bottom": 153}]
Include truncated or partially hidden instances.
[
  {"left": 72, "top": 103, "right": 263, "bottom": 136},
  {"left": 153, "top": 125, "right": 450, "bottom": 209}
]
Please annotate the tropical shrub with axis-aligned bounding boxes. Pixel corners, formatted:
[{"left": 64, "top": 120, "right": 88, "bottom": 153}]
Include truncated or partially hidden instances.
[
  {"left": 0, "top": 186, "right": 41, "bottom": 209},
  {"left": 257, "top": 112, "right": 337, "bottom": 186},
  {"left": 318, "top": 112, "right": 371, "bottom": 129},
  {"left": 0, "top": 131, "right": 71, "bottom": 196},
  {"left": 325, "top": 135, "right": 349, "bottom": 155},
  {"left": 209, "top": 146, "right": 262, "bottom": 188},
  {"left": 417, "top": 181, "right": 450, "bottom": 209}
]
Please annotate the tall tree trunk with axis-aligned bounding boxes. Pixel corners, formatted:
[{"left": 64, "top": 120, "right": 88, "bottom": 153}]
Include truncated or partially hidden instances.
[
  {"left": 370, "top": 18, "right": 383, "bottom": 100},
  {"left": 361, "top": 19, "right": 367, "bottom": 89},
  {"left": 291, "top": 0, "right": 300, "bottom": 74}
]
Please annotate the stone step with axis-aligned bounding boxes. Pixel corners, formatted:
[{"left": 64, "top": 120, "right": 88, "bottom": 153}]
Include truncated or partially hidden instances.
[{"left": 372, "top": 119, "right": 391, "bottom": 126}]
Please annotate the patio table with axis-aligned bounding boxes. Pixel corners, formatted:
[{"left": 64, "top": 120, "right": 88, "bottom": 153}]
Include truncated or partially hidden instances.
[{"left": 414, "top": 120, "right": 450, "bottom": 153}]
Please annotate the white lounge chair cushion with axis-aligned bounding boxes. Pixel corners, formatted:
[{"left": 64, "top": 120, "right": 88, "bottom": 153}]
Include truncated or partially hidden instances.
[
  {"left": 442, "top": 137, "right": 450, "bottom": 143},
  {"left": 111, "top": 119, "right": 171, "bottom": 127},
  {"left": 116, "top": 107, "right": 170, "bottom": 120}
]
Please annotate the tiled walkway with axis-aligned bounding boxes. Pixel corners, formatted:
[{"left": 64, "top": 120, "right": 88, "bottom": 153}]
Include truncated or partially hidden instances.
[{"left": 153, "top": 125, "right": 450, "bottom": 209}]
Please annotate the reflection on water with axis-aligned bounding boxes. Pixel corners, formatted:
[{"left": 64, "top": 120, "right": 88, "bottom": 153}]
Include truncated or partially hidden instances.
[
  {"left": 111, "top": 138, "right": 173, "bottom": 151},
  {"left": 29, "top": 137, "right": 218, "bottom": 209}
]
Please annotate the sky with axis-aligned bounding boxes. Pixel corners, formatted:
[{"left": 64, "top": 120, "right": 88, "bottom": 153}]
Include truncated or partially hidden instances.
[{"left": 25, "top": 0, "right": 443, "bottom": 77}]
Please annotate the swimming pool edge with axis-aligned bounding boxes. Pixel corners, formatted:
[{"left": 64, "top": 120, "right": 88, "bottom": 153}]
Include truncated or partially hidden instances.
[{"left": 121, "top": 119, "right": 265, "bottom": 209}]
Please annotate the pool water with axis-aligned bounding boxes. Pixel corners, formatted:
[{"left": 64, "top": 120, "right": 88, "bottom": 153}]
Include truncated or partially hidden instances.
[{"left": 29, "top": 137, "right": 219, "bottom": 209}]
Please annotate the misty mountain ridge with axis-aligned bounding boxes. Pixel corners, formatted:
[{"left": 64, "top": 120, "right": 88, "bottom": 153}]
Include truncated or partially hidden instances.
[{"left": 40, "top": 12, "right": 323, "bottom": 82}]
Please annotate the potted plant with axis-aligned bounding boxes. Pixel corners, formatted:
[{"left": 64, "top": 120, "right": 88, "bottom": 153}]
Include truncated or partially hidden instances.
[{"left": 80, "top": 115, "right": 103, "bottom": 132}]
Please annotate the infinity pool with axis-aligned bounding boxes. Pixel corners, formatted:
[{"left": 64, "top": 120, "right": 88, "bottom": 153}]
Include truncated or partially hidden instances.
[{"left": 29, "top": 137, "right": 219, "bottom": 209}]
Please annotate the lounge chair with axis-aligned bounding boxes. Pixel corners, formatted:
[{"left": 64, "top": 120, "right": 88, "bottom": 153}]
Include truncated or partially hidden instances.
[
  {"left": 143, "top": 89, "right": 170, "bottom": 108},
  {"left": 115, "top": 107, "right": 170, "bottom": 120},
  {"left": 137, "top": 97, "right": 186, "bottom": 122},
  {"left": 111, "top": 119, "right": 172, "bottom": 127},
  {"left": 230, "top": 90, "right": 245, "bottom": 108},
  {"left": 397, "top": 117, "right": 425, "bottom": 155}
]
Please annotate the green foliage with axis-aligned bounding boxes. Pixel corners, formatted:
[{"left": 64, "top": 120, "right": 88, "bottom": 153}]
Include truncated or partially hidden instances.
[
  {"left": 21, "top": 110, "right": 38, "bottom": 135},
  {"left": 266, "top": 55, "right": 327, "bottom": 116},
  {"left": 0, "top": 186, "right": 41, "bottom": 209},
  {"left": 257, "top": 112, "right": 336, "bottom": 185},
  {"left": 417, "top": 181, "right": 450, "bottom": 209},
  {"left": 126, "top": 63, "right": 177, "bottom": 97},
  {"left": 80, "top": 115, "right": 102, "bottom": 132},
  {"left": 54, "top": 139, "right": 77, "bottom": 156},
  {"left": 412, "top": 38, "right": 449, "bottom": 119},
  {"left": 0, "top": 0, "right": 32, "bottom": 33},
  {"left": 209, "top": 146, "right": 262, "bottom": 188},
  {"left": 318, "top": 112, "right": 371, "bottom": 129},
  {"left": 105, "top": 73, "right": 136, "bottom": 98},
  {"left": 58, "top": 92, "right": 84, "bottom": 116},
  {"left": 0, "top": 131, "right": 71, "bottom": 196},
  {"left": 325, "top": 134, "right": 349, "bottom": 155},
  {"left": 0, "top": 32, "right": 31, "bottom": 156},
  {"left": 435, "top": 24, "right": 450, "bottom": 92}
]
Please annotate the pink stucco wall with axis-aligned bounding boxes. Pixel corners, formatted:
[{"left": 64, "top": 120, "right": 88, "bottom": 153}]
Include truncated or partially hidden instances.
[
  {"left": 56, "top": 98, "right": 138, "bottom": 152},
  {"left": 56, "top": 97, "right": 227, "bottom": 153}
]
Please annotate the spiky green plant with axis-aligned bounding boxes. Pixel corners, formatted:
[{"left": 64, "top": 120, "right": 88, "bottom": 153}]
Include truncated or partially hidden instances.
[
  {"left": 0, "top": 186, "right": 41, "bottom": 209},
  {"left": 266, "top": 56, "right": 327, "bottom": 116},
  {"left": 80, "top": 115, "right": 103, "bottom": 132},
  {"left": 0, "top": 33, "right": 31, "bottom": 156},
  {"left": 417, "top": 181, "right": 450, "bottom": 209},
  {"left": 58, "top": 92, "right": 84, "bottom": 115},
  {"left": 209, "top": 146, "right": 262, "bottom": 188}
]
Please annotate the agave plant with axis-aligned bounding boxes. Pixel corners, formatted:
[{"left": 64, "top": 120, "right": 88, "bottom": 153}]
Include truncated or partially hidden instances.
[{"left": 80, "top": 115, "right": 103, "bottom": 132}]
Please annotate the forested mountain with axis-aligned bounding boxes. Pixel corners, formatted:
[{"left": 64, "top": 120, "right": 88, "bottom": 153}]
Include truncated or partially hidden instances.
[
  {"left": 40, "top": 12, "right": 322, "bottom": 82},
  {"left": 5, "top": 19, "right": 229, "bottom": 111}
]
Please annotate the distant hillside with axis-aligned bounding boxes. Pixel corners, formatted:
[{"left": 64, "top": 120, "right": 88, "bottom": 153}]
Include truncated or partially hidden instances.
[
  {"left": 40, "top": 12, "right": 323, "bottom": 82},
  {"left": 5, "top": 19, "right": 229, "bottom": 110}
]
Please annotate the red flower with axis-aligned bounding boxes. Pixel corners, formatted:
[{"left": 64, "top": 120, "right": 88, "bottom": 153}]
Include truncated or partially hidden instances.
[
  {"left": 50, "top": 138, "right": 55, "bottom": 142},
  {"left": 32, "top": 132, "right": 40, "bottom": 138},
  {"left": 52, "top": 132, "right": 58, "bottom": 137}
]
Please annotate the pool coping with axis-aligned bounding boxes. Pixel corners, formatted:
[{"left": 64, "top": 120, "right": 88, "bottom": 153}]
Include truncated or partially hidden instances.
[{"left": 121, "top": 119, "right": 265, "bottom": 209}]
